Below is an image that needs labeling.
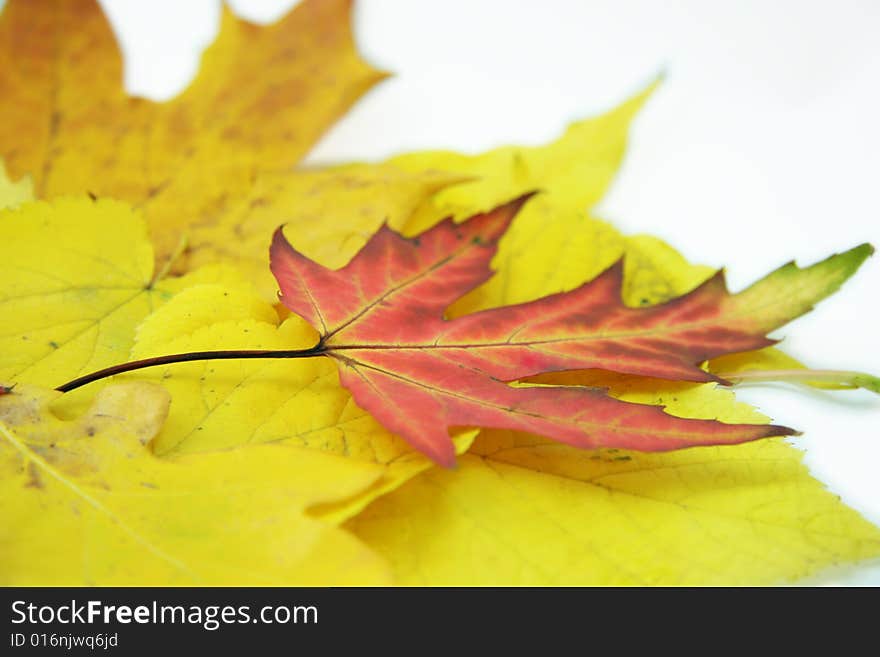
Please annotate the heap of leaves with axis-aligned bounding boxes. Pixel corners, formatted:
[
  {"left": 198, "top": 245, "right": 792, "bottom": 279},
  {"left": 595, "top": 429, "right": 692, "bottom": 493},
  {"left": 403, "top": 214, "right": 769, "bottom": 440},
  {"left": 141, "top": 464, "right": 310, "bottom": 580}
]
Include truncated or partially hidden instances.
[{"left": 1, "top": 0, "right": 879, "bottom": 585}]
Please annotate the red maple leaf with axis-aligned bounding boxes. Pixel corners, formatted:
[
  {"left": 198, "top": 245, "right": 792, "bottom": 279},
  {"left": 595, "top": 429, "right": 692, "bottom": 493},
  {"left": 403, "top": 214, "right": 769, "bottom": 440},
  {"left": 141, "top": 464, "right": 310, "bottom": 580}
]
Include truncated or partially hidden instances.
[{"left": 270, "top": 195, "right": 803, "bottom": 465}]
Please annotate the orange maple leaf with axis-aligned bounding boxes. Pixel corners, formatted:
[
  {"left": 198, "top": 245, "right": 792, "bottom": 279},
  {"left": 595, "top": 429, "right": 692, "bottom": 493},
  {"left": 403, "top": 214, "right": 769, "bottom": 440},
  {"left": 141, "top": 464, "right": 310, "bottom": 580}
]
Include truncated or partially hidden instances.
[{"left": 0, "top": 0, "right": 385, "bottom": 267}]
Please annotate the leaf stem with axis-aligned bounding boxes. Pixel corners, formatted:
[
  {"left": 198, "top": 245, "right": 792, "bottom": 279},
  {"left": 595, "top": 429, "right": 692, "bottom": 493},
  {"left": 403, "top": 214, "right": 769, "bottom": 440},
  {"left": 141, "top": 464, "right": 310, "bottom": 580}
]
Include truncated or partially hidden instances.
[
  {"left": 718, "top": 368, "right": 880, "bottom": 394},
  {"left": 55, "top": 346, "right": 327, "bottom": 393}
]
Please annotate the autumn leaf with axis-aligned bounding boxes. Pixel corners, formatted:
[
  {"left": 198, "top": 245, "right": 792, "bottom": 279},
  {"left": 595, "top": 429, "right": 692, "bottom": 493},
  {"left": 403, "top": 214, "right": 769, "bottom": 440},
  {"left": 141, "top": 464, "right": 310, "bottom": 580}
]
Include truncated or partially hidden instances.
[
  {"left": 0, "top": 0, "right": 385, "bottom": 267},
  {"left": 0, "top": 196, "right": 242, "bottom": 411},
  {"left": 0, "top": 381, "right": 391, "bottom": 585},
  {"left": 2, "top": 0, "right": 875, "bottom": 587},
  {"left": 182, "top": 163, "right": 468, "bottom": 301},
  {"left": 269, "top": 195, "right": 870, "bottom": 465}
]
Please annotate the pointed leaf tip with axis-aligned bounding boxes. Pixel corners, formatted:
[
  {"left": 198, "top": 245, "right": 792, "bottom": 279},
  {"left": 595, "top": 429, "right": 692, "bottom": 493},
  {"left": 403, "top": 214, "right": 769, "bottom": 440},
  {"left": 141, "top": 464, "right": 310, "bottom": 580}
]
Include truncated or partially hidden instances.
[
  {"left": 508, "top": 189, "right": 540, "bottom": 210},
  {"left": 852, "top": 242, "right": 875, "bottom": 259}
]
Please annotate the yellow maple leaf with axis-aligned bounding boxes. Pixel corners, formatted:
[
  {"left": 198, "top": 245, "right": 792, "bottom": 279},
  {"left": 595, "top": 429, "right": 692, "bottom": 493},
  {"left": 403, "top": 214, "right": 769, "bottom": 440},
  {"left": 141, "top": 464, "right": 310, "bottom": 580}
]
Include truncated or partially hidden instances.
[
  {"left": 391, "top": 80, "right": 658, "bottom": 234},
  {"left": 182, "top": 164, "right": 468, "bottom": 301},
  {"left": 348, "top": 404, "right": 880, "bottom": 585},
  {"left": 0, "top": 381, "right": 390, "bottom": 585},
  {"left": 0, "top": 0, "right": 385, "bottom": 267},
  {"left": 0, "top": 197, "right": 242, "bottom": 413}
]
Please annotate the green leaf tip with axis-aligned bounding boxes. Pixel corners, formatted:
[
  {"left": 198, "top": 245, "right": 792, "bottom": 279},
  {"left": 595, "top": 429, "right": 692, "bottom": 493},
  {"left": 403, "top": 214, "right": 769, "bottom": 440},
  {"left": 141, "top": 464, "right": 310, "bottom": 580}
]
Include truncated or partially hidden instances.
[{"left": 839, "top": 242, "right": 874, "bottom": 267}]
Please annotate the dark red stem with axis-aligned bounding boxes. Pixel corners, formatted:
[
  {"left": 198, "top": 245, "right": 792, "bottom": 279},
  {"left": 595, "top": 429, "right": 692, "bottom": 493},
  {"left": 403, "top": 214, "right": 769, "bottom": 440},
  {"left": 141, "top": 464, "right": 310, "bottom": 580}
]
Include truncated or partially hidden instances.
[{"left": 55, "top": 345, "right": 327, "bottom": 393}]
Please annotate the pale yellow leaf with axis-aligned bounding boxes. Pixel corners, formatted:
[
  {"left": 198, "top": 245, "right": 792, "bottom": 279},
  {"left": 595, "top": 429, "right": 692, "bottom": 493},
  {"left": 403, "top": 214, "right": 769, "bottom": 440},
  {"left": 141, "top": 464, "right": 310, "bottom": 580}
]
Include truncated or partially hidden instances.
[
  {"left": 0, "top": 197, "right": 239, "bottom": 413},
  {"left": 348, "top": 373, "right": 880, "bottom": 585},
  {"left": 391, "top": 80, "right": 658, "bottom": 234},
  {"left": 182, "top": 164, "right": 467, "bottom": 301}
]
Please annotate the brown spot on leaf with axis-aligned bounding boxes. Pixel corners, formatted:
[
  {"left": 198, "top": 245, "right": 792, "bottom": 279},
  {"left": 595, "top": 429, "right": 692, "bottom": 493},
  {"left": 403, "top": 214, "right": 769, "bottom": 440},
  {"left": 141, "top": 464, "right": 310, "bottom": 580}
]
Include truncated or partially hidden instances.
[{"left": 25, "top": 462, "right": 44, "bottom": 489}]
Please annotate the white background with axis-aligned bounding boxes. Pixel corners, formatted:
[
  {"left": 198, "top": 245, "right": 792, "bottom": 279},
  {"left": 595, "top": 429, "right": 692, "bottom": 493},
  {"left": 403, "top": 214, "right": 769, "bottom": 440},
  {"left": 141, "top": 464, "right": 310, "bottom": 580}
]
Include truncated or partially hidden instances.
[{"left": 47, "top": 0, "right": 880, "bottom": 583}]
